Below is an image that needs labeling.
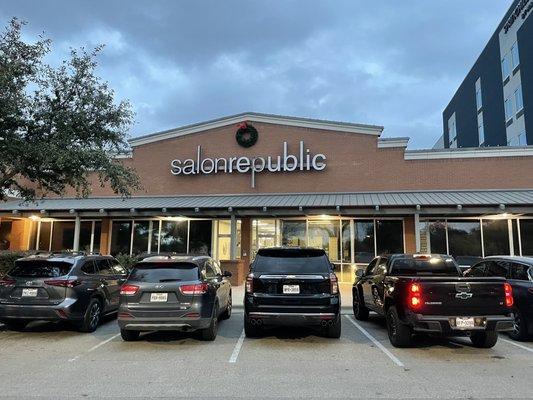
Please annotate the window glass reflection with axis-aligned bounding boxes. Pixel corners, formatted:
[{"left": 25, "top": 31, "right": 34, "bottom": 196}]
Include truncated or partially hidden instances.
[{"left": 483, "top": 219, "right": 510, "bottom": 256}]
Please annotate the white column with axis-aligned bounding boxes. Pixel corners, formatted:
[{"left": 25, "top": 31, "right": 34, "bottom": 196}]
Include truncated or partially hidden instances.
[
  {"left": 414, "top": 213, "right": 421, "bottom": 253},
  {"left": 73, "top": 215, "right": 81, "bottom": 252},
  {"left": 230, "top": 214, "right": 237, "bottom": 260}
]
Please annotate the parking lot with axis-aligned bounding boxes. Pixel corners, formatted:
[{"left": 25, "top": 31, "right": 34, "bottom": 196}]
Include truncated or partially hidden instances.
[{"left": 1, "top": 288, "right": 533, "bottom": 400}]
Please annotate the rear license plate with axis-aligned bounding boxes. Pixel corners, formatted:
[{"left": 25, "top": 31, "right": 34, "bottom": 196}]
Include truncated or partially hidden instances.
[
  {"left": 150, "top": 293, "right": 168, "bottom": 302},
  {"left": 283, "top": 285, "right": 300, "bottom": 294},
  {"left": 22, "top": 288, "right": 38, "bottom": 297},
  {"left": 455, "top": 317, "right": 475, "bottom": 329}
]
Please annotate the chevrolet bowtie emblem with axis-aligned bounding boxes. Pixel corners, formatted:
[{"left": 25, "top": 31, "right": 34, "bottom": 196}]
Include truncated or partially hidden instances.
[{"left": 455, "top": 292, "right": 473, "bottom": 300}]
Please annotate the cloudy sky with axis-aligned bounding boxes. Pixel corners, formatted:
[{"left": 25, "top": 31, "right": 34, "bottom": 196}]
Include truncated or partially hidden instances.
[{"left": 1, "top": 0, "right": 513, "bottom": 148}]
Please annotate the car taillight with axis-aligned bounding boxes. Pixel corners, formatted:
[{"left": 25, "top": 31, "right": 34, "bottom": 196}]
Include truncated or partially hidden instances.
[
  {"left": 45, "top": 279, "right": 81, "bottom": 288},
  {"left": 408, "top": 282, "right": 423, "bottom": 310},
  {"left": 0, "top": 277, "right": 15, "bottom": 286},
  {"left": 179, "top": 283, "right": 209, "bottom": 295},
  {"left": 504, "top": 283, "right": 514, "bottom": 307},
  {"left": 120, "top": 284, "right": 139, "bottom": 296},
  {"left": 246, "top": 274, "right": 254, "bottom": 294},
  {"left": 330, "top": 273, "right": 338, "bottom": 295}
]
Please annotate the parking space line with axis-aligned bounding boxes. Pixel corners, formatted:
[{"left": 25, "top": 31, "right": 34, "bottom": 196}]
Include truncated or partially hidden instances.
[
  {"left": 228, "top": 329, "right": 245, "bottom": 363},
  {"left": 345, "top": 315, "right": 406, "bottom": 369},
  {"left": 68, "top": 333, "right": 121, "bottom": 362},
  {"left": 500, "top": 338, "right": 533, "bottom": 354}
]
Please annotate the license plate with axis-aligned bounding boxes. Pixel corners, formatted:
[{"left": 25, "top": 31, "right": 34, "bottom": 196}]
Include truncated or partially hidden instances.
[
  {"left": 150, "top": 293, "right": 168, "bottom": 302},
  {"left": 283, "top": 285, "right": 300, "bottom": 294},
  {"left": 22, "top": 288, "right": 38, "bottom": 297},
  {"left": 456, "top": 317, "right": 475, "bottom": 329}
]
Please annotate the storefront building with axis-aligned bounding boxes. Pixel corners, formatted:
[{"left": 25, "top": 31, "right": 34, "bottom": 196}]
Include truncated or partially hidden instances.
[{"left": 2, "top": 112, "right": 533, "bottom": 283}]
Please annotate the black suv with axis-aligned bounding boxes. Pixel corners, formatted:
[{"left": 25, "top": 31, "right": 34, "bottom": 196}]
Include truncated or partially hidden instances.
[
  {"left": 244, "top": 248, "right": 341, "bottom": 338},
  {"left": 0, "top": 252, "right": 128, "bottom": 332},
  {"left": 118, "top": 255, "right": 232, "bottom": 341}
]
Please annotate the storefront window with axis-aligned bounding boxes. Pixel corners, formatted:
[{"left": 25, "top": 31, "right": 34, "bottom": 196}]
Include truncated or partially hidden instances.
[
  {"left": 132, "top": 220, "right": 150, "bottom": 255},
  {"left": 110, "top": 221, "right": 132, "bottom": 255},
  {"left": 217, "top": 220, "right": 241, "bottom": 260},
  {"left": 78, "top": 222, "right": 93, "bottom": 253},
  {"left": 0, "top": 220, "right": 12, "bottom": 251},
  {"left": 354, "top": 221, "right": 375, "bottom": 263},
  {"left": 282, "top": 220, "right": 306, "bottom": 247},
  {"left": 429, "top": 221, "right": 447, "bottom": 254},
  {"left": 341, "top": 220, "right": 351, "bottom": 263},
  {"left": 376, "top": 220, "right": 404, "bottom": 256},
  {"left": 150, "top": 220, "right": 160, "bottom": 253},
  {"left": 308, "top": 220, "right": 340, "bottom": 262},
  {"left": 511, "top": 220, "right": 520, "bottom": 255},
  {"left": 51, "top": 221, "right": 75, "bottom": 252},
  {"left": 189, "top": 220, "right": 212, "bottom": 255},
  {"left": 159, "top": 220, "right": 188, "bottom": 253},
  {"left": 520, "top": 220, "right": 533, "bottom": 256},
  {"left": 447, "top": 220, "right": 482, "bottom": 265},
  {"left": 38, "top": 221, "right": 52, "bottom": 251},
  {"left": 483, "top": 219, "right": 510, "bottom": 256},
  {"left": 252, "top": 220, "right": 277, "bottom": 256}
]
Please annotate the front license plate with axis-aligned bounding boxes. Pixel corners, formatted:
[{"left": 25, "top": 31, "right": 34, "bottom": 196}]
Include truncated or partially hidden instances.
[
  {"left": 150, "top": 293, "right": 168, "bottom": 302},
  {"left": 22, "top": 288, "right": 38, "bottom": 297},
  {"left": 283, "top": 285, "right": 300, "bottom": 294},
  {"left": 456, "top": 317, "right": 475, "bottom": 329}
]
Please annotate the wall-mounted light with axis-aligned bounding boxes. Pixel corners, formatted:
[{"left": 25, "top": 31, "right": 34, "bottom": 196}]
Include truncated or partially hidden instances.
[
  {"left": 457, "top": 205, "right": 463, "bottom": 211},
  {"left": 40, "top": 209, "right": 46, "bottom": 214},
  {"left": 162, "top": 208, "right": 167, "bottom": 213},
  {"left": 262, "top": 206, "right": 267, "bottom": 212},
  {"left": 499, "top": 204, "right": 506, "bottom": 211},
  {"left": 11, "top": 210, "right": 19, "bottom": 215},
  {"left": 375, "top": 205, "right": 380, "bottom": 211},
  {"left": 298, "top": 206, "right": 303, "bottom": 212},
  {"left": 336, "top": 205, "right": 341, "bottom": 212},
  {"left": 99, "top": 209, "right": 105, "bottom": 214},
  {"left": 195, "top": 207, "right": 200, "bottom": 213},
  {"left": 29, "top": 215, "right": 40, "bottom": 221},
  {"left": 228, "top": 207, "right": 233, "bottom": 212},
  {"left": 69, "top": 209, "right": 76, "bottom": 214},
  {"left": 416, "top": 204, "right": 421, "bottom": 211},
  {"left": 130, "top": 208, "right": 136, "bottom": 214}
]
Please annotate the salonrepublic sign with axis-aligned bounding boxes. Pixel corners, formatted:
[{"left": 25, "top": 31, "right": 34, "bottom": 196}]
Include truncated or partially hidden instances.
[{"left": 170, "top": 141, "right": 327, "bottom": 188}]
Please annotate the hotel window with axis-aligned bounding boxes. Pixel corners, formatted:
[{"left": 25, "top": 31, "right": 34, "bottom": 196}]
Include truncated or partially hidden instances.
[
  {"left": 376, "top": 220, "right": 404, "bottom": 256},
  {"left": 354, "top": 221, "right": 375, "bottom": 263},
  {"left": 511, "top": 42, "right": 520, "bottom": 70},
  {"left": 475, "top": 79, "right": 482, "bottom": 111},
  {"left": 448, "top": 116, "right": 457, "bottom": 148},
  {"left": 447, "top": 220, "right": 482, "bottom": 266},
  {"left": 482, "top": 219, "right": 510, "bottom": 256},
  {"left": 477, "top": 113, "right": 485, "bottom": 146},
  {"left": 505, "top": 97, "right": 513, "bottom": 122},
  {"left": 518, "top": 132, "right": 527, "bottom": 146},
  {"left": 515, "top": 86, "right": 524, "bottom": 114},
  {"left": 0, "top": 220, "right": 12, "bottom": 250},
  {"left": 501, "top": 55, "right": 511, "bottom": 81},
  {"left": 307, "top": 220, "right": 340, "bottom": 262}
]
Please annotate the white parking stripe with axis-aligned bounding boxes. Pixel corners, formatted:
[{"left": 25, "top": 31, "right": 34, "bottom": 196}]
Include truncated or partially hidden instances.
[
  {"left": 68, "top": 333, "right": 120, "bottom": 362},
  {"left": 345, "top": 315, "right": 406, "bottom": 369},
  {"left": 500, "top": 338, "right": 533, "bottom": 354},
  {"left": 228, "top": 329, "right": 245, "bottom": 363}
]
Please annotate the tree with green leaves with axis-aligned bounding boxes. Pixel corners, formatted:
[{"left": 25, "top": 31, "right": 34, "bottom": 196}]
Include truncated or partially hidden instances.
[{"left": 0, "top": 18, "right": 140, "bottom": 202}]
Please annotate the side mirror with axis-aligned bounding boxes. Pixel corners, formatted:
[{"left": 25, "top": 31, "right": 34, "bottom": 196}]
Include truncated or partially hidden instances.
[
  {"left": 222, "top": 271, "right": 232, "bottom": 278},
  {"left": 355, "top": 269, "right": 365, "bottom": 278}
]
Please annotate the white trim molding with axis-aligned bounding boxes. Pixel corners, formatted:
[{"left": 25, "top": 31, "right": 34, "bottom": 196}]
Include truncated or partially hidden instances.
[
  {"left": 377, "top": 137, "right": 410, "bottom": 149},
  {"left": 405, "top": 146, "right": 533, "bottom": 160},
  {"left": 128, "top": 112, "right": 384, "bottom": 147}
]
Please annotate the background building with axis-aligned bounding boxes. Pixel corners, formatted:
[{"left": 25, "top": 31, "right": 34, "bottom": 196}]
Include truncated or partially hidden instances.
[{"left": 437, "top": 0, "right": 532, "bottom": 149}]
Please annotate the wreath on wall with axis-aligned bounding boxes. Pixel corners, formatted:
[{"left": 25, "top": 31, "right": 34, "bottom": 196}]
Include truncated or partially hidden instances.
[{"left": 235, "top": 122, "right": 258, "bottom": 148}]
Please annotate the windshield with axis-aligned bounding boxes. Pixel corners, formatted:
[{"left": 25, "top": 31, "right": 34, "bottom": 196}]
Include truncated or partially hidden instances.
[
  {"left": 9, "top": 260, "right": 74, "bottom": 278},
  {"left": 129, "top": 262, "right": 199, "bottom": 282},
  {"left": 390, "top": 256, "right": 461, "bottom": 276},
  {"left": 253, "top": 252, "right": 331, "bottom": 274}
]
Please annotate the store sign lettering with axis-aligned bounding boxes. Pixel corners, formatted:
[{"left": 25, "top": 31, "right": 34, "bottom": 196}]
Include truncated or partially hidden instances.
[
  {"left": 170, "top": 141, "right": 327, "bottom": 188},
  {"left": 504, "top": 0, "right": 532, "bottom": 33}
]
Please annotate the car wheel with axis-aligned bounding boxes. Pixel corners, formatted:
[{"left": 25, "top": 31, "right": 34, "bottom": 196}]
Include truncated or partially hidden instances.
[
  {"left": 324, "top": 316, "right": 342, "bottom": 339},
  {"left": 200, "top": 304, "right": 219, "bottom": 341},
  {"left": 79, "top": 298, "right": 102, "bottom": 333},
  {"left": 221, "top": 293, "right": 232, "bottom": 320},
  {"left": 470, "top": 332, "right": 498, "bottom": 348},
  {"left": 4, "top": 321, "right": 28, "bottom": 331},
  {"left": 244, "top": 314, "right": 262, "bottom": 338},
  {"left": 353, "top": 289, "right": 369, "bottom": 321},
  {"left": 509, "top": 308, "right": 530, "bottom": 341},
  {"left": 386, "top": 306, "right": 412, "bottom": 348},
  {"left": 121, "top": 329, "right": 140, "bottom": 342}
]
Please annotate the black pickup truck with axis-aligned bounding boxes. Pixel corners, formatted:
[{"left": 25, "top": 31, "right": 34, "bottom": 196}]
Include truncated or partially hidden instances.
[{"left": 353, "top": 254, "right": 515, "bottom": 348}]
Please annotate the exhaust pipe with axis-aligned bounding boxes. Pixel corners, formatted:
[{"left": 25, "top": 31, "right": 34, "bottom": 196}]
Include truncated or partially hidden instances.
[
  {"left": 321, "top": 320, "right": 334, "bottom": 327},
  {"left": 250, "top": 318, "right": 263, "bottom": 326},
  {"left": 250, "top": 319, "right": 257, "bottom": 326}
]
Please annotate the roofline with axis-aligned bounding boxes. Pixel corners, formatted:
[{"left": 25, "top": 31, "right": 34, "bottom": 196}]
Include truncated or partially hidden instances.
[
  {"left": 128, "top": 112, "right": 384, "bottom": 147},
  {"left": 404, "top": 145, "right": 533, "bottom": 160}
]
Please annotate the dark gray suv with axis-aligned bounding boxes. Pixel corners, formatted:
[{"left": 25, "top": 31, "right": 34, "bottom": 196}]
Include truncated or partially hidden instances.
[
  {"left": 118, "top": 255, "right": 232, "bottom": 341},
  {"left": 0, "top": 252, "right": 128, "bottom": 332}
]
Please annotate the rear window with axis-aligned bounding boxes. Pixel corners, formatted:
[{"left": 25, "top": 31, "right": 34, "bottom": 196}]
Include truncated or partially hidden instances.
[
  {"left": 129, "top": 262, "right": 199, "bottom": 282},
  {"left": 390, "top": 256, "right": 461, "bottom": 276},
  {"left": 253, "top": 249, "right": 331, "bottom": 274},
  {"left": 9, "top": 260, "right": 73, "bottom": 278}
]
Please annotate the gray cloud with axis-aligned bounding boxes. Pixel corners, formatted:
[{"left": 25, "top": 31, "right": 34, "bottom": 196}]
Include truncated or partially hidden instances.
[{"left": 1, "top": 0, "right": 513, "bottom": 148}]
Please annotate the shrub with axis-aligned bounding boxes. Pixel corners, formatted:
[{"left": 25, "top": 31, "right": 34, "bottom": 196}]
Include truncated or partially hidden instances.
[
  {"left": 114, "top": 253, "right": 141, "bottom": 272},
  {"left": 0, "top": 251, "right": 30, "bottom": 276}
]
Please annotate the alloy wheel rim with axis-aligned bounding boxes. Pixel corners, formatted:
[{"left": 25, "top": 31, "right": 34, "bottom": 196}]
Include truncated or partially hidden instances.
[{"left": 89, "top": 303, "right": 100, "bottom": 329}]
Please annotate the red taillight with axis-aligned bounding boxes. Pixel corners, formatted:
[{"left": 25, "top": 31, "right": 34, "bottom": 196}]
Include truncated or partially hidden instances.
[
  {"left": 504, "top": 283, "right": 514, "bottom": 307},
  {"left": 118, "top": 312, "right": 134, "bottom": 319},
  {"left": 45, "top": 279, "right": 81, "bottom": 288},
  {"left": 408, "top": 282, "right": 423, "bottom": 310},
  {"left": 0, "top": 277, "right": 15, "bottom": 286},
  {"left": 183, "top": 312, "right": 200, "bottom": 318},
  {"left": 246, "top": 274, "right": 254, "bottom": 294},
  {"left": 120, "top": 284, "right": 139, "bottom": 296},
  {"left": 330, "top": 273, "right": 338, "bottom": 295},
  {"left": 179, "top": 283, "right": 208, "bottom": 295}
]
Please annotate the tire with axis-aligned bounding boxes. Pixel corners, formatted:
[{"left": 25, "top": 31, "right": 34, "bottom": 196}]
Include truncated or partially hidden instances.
[
  {"left": 3, "top": 320, "right": 28, "bottom": 331},
  {"left": 200, "top": 304, "right": 219, "bottom": 341},
  {"left": 325, "top": 316, "right": 342, "bottom": 339},
  {"left": 353, "top": 288, "right": 369, "bottom": 321},
  {"left": 244, "top": 314, "right": 262, "bottom": 338},
  {"left": 470, "top": 331, "right": 498, "bottom": 348},
  {"left": 386, "top": 306, "right": 412, "bottom": 348},
  {"left": 78, "top": 298, "right": 102, "bottom": 333},
  {"left": 121, "top": 329, "right": 140, "bottom": 342},
  {"left": 509, "top": 308, "right": 531, "bottom": 341},
  {"left": 220, "top": 292, "right": 232, "bottom": 320}
]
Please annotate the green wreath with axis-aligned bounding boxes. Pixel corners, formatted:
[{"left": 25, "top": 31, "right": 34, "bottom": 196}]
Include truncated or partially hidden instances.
[{"left": 235, "top": 123, "right": 258, "bottom": 148}]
